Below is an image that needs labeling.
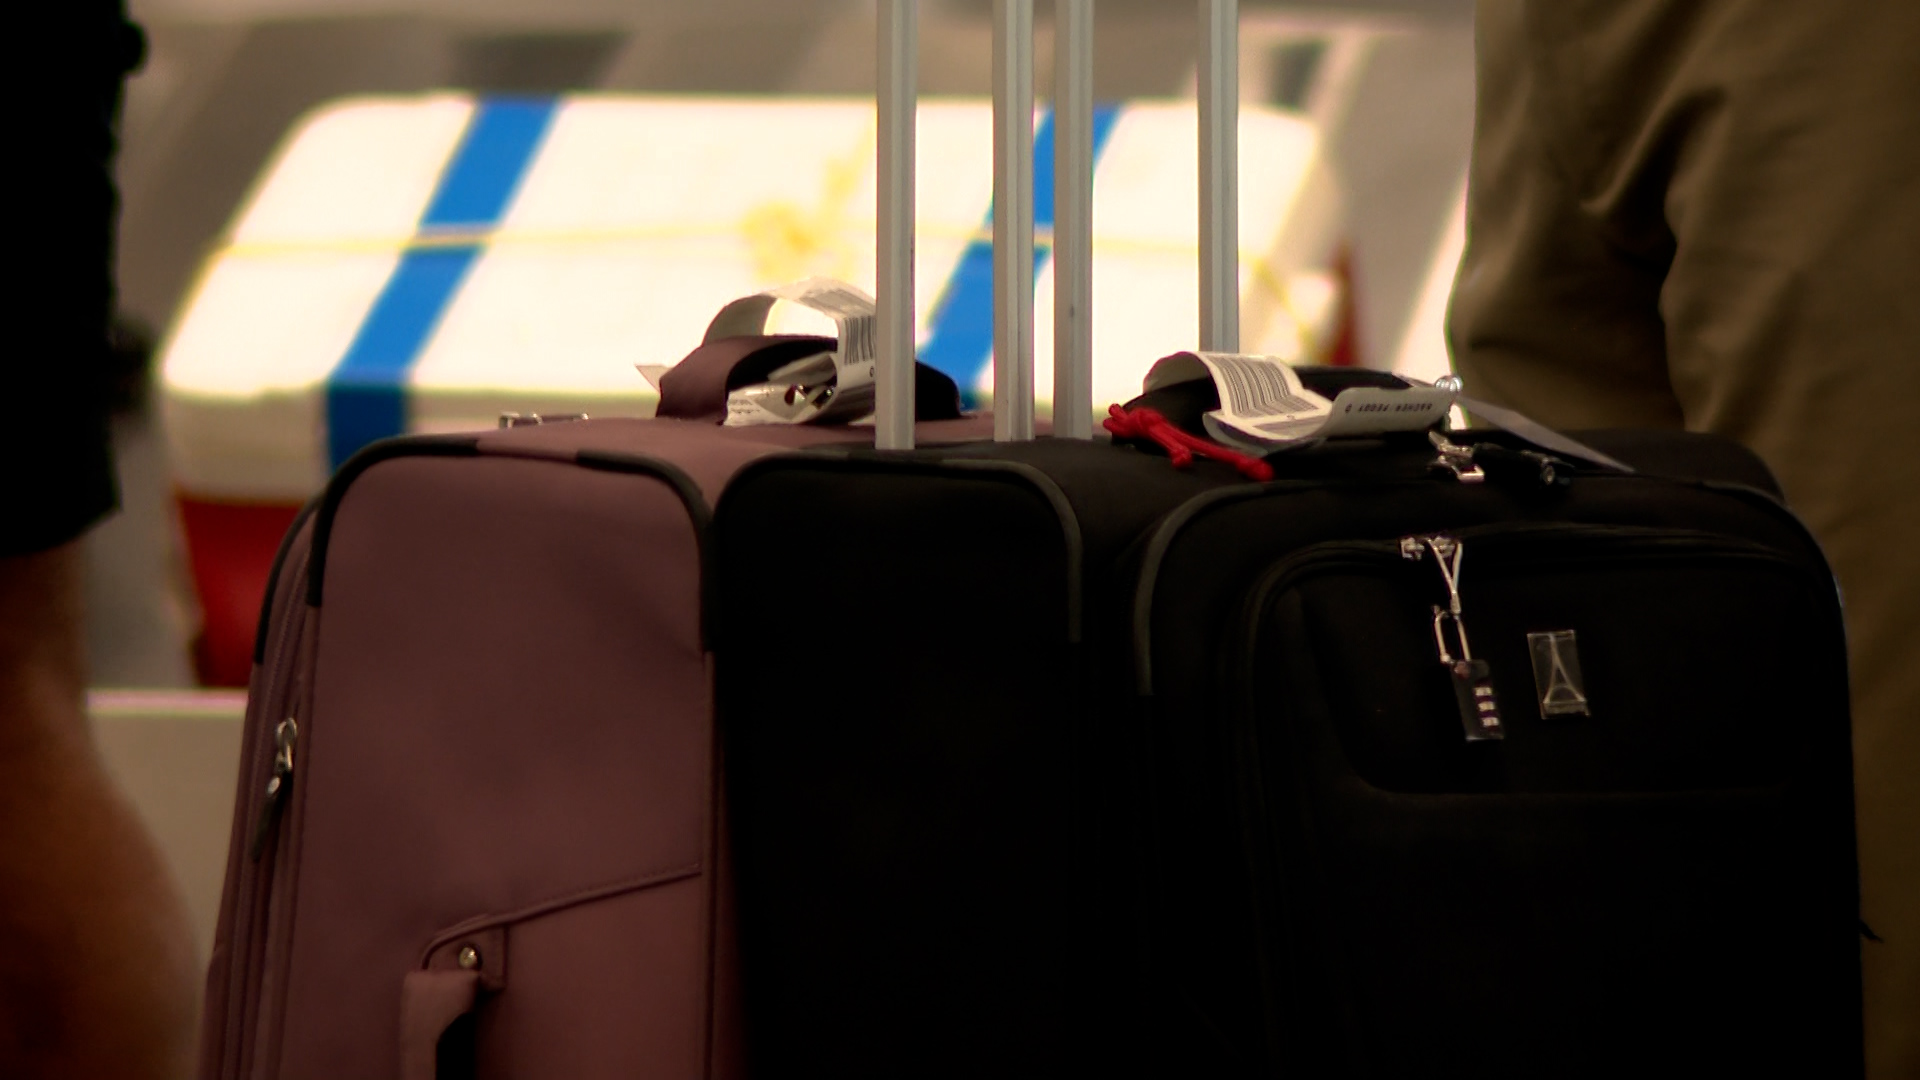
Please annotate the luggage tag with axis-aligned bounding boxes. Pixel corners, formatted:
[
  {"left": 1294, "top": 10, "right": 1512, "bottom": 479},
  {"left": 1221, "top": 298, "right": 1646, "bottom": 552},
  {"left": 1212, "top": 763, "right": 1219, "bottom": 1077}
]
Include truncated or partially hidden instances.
[
  {"left": 1138, "top": 352, "right": 1458, "bottom": 454},
  {"left": 722, "top": 352, "right": 841, "bottom": 425},
  {"left": 718, "top": 278, "right": 878, "bottom": 427},
  {"left": 640, "top": 277, "right": 881, "bottom": 427},
  {"left": 1403, "top": 535, "right": 1504, "bottom": 741}
]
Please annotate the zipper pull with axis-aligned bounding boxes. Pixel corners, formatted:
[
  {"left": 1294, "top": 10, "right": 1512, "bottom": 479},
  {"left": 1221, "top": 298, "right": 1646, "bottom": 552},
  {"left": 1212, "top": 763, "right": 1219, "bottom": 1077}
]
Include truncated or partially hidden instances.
[
  {"left": 1428, "top": 432, "right": 1486, "bottom": 484},
  {"left": 249, "top": 718, "right": 299, "bottom": 861},
  {"left": 1473, "top": 444, "right": 1573, "bottom": 489},
  {"left": 1430, "top": 430, "right": 1573, "bottom": 489},
  {"left": 1404, "top": 535, "right": 1504, "bottom": 741}
]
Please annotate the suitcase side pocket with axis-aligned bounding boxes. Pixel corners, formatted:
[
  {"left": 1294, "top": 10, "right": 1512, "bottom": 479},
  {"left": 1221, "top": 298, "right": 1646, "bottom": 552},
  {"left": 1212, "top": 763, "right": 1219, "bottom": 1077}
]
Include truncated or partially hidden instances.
[{"left": 1226, "top": 523, "right": 1858, "bottom": 1075}]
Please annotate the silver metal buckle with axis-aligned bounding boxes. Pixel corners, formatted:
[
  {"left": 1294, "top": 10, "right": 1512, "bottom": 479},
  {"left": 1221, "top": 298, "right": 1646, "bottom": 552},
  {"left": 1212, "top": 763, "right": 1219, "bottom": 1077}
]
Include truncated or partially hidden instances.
[{"left": 1428, "top": 431, "right": 1486, "bottom": 484}]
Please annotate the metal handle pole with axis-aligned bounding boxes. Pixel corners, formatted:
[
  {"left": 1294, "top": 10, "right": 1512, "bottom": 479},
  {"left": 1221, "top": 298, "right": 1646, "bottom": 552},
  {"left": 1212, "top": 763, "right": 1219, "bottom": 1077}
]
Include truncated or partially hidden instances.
[
  {"left": 876, "top": 0, "right": 917, "bottom": 450},
  {"left": 993, "top": 0, "right": 1036, "bottom": 442},
  {"left": 1198, "top": 0, "right": 1240, "bottom": 354},
  {"left": 1053, "top": 0, "right": 1096, "bottom": 439}
]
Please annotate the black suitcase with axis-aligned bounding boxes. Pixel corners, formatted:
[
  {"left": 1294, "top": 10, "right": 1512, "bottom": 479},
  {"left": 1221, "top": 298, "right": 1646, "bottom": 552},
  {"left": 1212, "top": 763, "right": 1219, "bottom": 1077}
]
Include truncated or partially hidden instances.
[
  {"left": 713, "top": 429, "right": 1861, "bottom": 1078},
  {"left": 711, "top": 3, "right": 1861, "bottom": 1077},
  {"left": 1131, "top": 430, "right": 1862, "bottom": 1077}
]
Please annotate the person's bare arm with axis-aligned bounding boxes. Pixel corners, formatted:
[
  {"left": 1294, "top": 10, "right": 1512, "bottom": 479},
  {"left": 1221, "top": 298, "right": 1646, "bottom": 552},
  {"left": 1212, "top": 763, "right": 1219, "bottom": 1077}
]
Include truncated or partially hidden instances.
[{"left": 0, "top": 541, "right": 198, "bottom": 1078}]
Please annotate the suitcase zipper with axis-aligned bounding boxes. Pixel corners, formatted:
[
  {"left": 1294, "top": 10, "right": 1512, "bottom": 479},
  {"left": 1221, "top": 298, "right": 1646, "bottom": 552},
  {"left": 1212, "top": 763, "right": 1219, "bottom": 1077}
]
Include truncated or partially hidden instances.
[
  {"left": 246, "top": 543, "right": 311, "bottom": 867},
  {"left": 241, "top": 626, "right": 316, "bottom": 1080},
  {"left": 1400, "top": 534, "right": 1506, "bottom": 740},
  {"left": 221, "top": 557, "right": 311, "bottom": 1080},
  {"left": 247, "top": 717, "right": 298, "bottom": 860}
]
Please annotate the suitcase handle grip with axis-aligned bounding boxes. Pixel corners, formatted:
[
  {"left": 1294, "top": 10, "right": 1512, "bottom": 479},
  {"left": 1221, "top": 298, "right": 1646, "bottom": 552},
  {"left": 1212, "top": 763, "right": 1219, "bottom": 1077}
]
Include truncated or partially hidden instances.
[
  {"left": 399, "top": 923, "right": 508, "bottom": 1080},
  {"left": 399, "top": 969, "right": 483, "bottom": 1080}
]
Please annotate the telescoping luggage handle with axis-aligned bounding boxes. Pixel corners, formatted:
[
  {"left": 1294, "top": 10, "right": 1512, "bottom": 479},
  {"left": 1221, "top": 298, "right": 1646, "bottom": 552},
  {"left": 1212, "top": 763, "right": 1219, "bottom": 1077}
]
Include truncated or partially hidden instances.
[{"left": 873, "top": 0, "right": 1244, "bottom": 450}]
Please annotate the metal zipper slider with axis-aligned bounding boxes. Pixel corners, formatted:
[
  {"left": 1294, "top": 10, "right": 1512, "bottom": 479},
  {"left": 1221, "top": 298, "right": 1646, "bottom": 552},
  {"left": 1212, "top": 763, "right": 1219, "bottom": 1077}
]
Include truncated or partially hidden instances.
[
  {"left": 249, "top": 718, "right": 299, "bottom": 860},
  {"left": 1402, "top": 533, "right": 1458, "bottom": 565},
  {"left": 1428, "top": 431, "right": 1487, "bottom": 484}
]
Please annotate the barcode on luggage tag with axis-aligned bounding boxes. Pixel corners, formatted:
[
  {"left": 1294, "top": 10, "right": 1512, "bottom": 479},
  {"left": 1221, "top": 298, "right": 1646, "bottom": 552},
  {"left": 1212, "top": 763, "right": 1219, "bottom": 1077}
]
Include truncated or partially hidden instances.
[
  {"left": 795, "top": 280, "right": 878, "bottom": 320},
  {"left": 837, "top": 314, "right": 876, "bottom": 369},
  {"left": 1205, "top": 354, "right": 1322, "bottom": 418}
]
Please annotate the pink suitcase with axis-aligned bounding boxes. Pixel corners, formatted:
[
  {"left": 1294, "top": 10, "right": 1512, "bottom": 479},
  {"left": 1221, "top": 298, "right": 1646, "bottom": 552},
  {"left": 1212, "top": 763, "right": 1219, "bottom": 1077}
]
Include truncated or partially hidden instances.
[{"left": 198, "top": 315, "right": 988, "bottom": 1080}]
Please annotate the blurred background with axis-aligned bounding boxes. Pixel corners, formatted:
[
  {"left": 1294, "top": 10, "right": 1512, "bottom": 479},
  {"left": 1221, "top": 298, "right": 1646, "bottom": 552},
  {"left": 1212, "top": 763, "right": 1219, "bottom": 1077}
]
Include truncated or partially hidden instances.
[{"left": 93, "top": 0, "right": 1474, "bottom": 995}]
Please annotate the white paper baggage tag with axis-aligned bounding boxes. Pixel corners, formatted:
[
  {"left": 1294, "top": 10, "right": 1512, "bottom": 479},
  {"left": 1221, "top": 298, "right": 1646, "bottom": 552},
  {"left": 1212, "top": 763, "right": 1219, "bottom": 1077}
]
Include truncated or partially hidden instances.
[
  {"left": 1144, "top": 351, "right": 1457, "bottom": 451},
  {"left": 693, "top": 277, "right": 881, "bottom": 426}
]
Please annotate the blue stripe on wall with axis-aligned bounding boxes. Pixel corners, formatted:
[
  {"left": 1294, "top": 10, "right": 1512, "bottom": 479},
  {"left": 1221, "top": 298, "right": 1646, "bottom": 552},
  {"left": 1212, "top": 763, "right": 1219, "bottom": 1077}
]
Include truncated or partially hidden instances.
[
  {"left": 420, "top": 100, "right": 559, "bottom": 228},
  {"left": 918, "top": 104, "right": 1122, "bottom": 405},
  {"left": 325, "top": 99, "right": 558, "bottom": 469}
]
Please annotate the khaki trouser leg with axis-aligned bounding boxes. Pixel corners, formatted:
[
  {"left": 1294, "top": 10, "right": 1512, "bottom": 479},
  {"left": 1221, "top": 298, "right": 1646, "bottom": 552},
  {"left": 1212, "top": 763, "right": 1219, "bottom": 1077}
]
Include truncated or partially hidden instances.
[{"left": 1451, "top": 3, "right": 1920, "bottom": 1075}]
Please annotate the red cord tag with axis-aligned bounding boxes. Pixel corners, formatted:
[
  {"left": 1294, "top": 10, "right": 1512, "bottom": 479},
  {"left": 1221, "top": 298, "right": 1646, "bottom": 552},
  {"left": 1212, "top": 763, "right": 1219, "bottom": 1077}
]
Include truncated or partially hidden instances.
[{"left": 1103, "top": 405, "right": 1274, "bottom": 482}]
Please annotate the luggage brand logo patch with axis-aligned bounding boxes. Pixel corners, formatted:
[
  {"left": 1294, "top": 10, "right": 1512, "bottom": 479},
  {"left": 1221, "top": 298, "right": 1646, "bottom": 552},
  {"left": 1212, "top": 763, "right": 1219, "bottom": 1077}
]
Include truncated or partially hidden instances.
[{"left": 1528, "top": 630, "right": 1590, "bottom": 718}]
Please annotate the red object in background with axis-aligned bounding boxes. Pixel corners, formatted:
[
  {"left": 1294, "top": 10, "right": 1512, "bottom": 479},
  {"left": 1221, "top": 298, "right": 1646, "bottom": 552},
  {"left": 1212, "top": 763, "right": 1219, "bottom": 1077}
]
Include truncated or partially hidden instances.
[
  {"left": 177, "top": 495, "right": 303, "bottom": 687},
  {"left": 1325, "top": 244, "right": 1360, "bottom": 368}
]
